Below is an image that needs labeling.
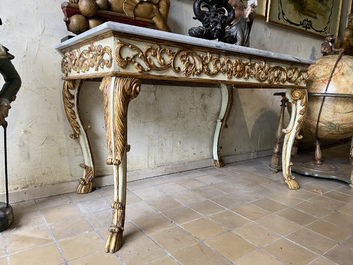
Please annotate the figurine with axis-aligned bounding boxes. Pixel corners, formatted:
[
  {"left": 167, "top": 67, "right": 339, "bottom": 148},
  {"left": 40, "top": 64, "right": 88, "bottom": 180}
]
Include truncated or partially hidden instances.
[
  {"left": 188, "top": 0, "right": 256, "bottom": 47},
  {"left": 222, "top": 0, "right": 257, "bottom": 47},
  {"left": 0, "top": 17, "right": 21, "bottom": 232},
  {"left": 321, "top": 33, "right": 343, "bottom": 56},
  {"left": 0, "top": 19, "right": 21, "bottom": 128},
  {"left": 188, "top": 0, "right": 234, "bottom": 40}
]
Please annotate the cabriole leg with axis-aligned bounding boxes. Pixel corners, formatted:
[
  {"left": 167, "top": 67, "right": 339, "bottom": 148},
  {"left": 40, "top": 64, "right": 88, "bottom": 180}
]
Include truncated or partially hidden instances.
[
  {"left": 282, "top": 88, "right": 307, "bottom": 190},
  {"left": 62, "top": 80, "right": 95, "bottom": 194},
  {"left": 99, "top": 76, "right": 140, "bottom": 253},
  {"left": 213, "top": 84, "right": 233, "bottom": 167}
]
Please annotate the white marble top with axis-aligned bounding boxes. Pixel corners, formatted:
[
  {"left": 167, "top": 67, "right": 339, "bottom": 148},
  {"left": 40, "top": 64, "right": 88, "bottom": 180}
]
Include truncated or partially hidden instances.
[{"left": 56, "top": 21, "right": 313, "bottom": 65}]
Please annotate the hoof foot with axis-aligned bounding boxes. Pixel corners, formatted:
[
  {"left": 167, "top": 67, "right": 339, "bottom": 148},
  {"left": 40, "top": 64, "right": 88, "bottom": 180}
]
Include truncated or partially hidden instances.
[
  {"left": 285, "top": 179, "right": 300, "bottom": 190},
  {"left": 104, "top": 231, "right": 123, "bottom": 253}
]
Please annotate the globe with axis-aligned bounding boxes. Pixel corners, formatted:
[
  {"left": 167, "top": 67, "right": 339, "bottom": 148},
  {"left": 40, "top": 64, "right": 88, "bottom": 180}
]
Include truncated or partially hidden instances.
[{"left": 302, "top": 55, "right": 353, "bottom": 140}]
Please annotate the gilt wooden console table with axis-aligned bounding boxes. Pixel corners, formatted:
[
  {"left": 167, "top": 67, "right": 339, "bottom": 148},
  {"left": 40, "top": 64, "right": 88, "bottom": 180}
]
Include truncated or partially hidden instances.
[{"left": 56, "top": 22, "right": 311, "bottom": 252}]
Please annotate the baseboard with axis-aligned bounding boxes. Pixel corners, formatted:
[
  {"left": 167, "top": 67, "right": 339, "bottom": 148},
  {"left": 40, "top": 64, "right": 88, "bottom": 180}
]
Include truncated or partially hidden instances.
[{"left": 1, "top": 149, "right": 273, "bottom": 203}]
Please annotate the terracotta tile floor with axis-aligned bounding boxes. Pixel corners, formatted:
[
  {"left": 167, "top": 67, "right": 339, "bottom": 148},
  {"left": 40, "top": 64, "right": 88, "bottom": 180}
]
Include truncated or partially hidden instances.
[{"left": 1, "top": 155, "right": 353, "bottom": 265}]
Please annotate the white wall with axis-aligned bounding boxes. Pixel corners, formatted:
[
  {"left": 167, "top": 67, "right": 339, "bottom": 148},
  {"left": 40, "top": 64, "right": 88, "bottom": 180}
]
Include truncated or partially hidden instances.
[{"left": 1, "top": 0, "right": 342, "bottom": 196}]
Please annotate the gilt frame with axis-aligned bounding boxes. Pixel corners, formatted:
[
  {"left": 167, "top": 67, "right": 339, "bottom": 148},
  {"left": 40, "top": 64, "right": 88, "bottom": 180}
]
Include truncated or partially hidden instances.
[{"left": 266, "top": 0, "right": 343, "bottom": 37}]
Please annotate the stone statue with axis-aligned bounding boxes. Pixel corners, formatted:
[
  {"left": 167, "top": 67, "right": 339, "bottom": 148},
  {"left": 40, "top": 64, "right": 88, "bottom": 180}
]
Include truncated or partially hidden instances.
[
  {"left": 0, "top": 18, "right": 22, "bottom": 128},
  {"left": 188, "top": 0, "right": 235, "bottom": 40},
  {"left": 222, "top": 0, "right": 257, "bottom": 47}
]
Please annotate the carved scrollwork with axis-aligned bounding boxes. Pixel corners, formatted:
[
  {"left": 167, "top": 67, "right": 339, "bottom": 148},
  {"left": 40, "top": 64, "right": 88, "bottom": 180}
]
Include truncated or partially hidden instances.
[
  {"left": 291, "top": 89, "right": 307, "bottom": 139},
  {"left": 62, "top": 80, "right": 81, "bottom": 139},
  {"left": 61, "top": 44, "right": 112, "bottom": 75},
  {"left": 283, "top": 88, "right": 307, "bottom": 141},
  {"left": 115, "top": 40, "right": 308, "bottom": 86},
  {"left": 100, "top": 77, "right": 141, "bottom": 166}
]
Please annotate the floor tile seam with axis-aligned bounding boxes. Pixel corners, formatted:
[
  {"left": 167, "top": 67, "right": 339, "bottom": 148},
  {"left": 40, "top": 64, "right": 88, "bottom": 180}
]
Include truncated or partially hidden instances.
[
  {"left": 239, "top": 247, "right": 288, "bottom": 264},
  {"left": 63, "top": 249, "right": 123, "bottom": 264},
  {"left": 195, "top": 239, "right": 243, "bottom": 264},
  {"left": 131, "top": 209, "right": 235, "bottom": 264},
  {"left": 3, "top": 241, "right": 65, "bottom": 260},
  {"left": 302, "top": 222, "right": 352, "bottom": 244},
  {"left": 186, "top": 199, "right": 229, "bottom": 216},
  {"left": 314, "top": 242, "right": 344, "bottom": 262},
  {"left": 316, "top": 190, "right": 353, "bottom": 205},
  {"left": 130, "top": 188, "right": 169, "bottom": 202},
  {"left": 250, "top": 213, "right": 304, "bottom": 239},
  {"left": 335, "top": 187, "right": 353, "bottom": 197},
  {"left": 146, "top": 195, "right": 200, "bottom": 216},
  {"left": 0, "top": 233, "right": 10, "bottom": 264},
  {"left": 284, "top": 231, "right": 338, "bottom": 256},
  {"left": 307, "top": 256, "right": 339, "bottom": 265},
  {"left": 127, "top": 220, "right": 189, "bottom": 265},
  {"left": 37, "top": 207, "right": 69, "bottom": 265},
  {"left": 62, "top": 199, "right": 112, "bottom": 243},
  {"left": 231, "top": 227, "right": 278, "bottom": 249},
  {"left": 263, "top": 246, "right": 300, "bottom": 264},
  {"left": 151, "top": 254, "right": 182, "bottom": 265},
  {"left": 74, "top": 198, "right": 113, "bottom": 215},
  {"left": 34, "top": 194, "right": 73, "bottom": 211},
  {"left": 227, "top": 203, "right": 271, "bottom": 223},
  {"left": 302, "top": 211, "right": 353, "bottom": 240},
  {"left": 333, "top": 185, "right": 353, "bottom": 195},
  {"left": 274, "top": 206, "right": 323, "bottom": 226}
]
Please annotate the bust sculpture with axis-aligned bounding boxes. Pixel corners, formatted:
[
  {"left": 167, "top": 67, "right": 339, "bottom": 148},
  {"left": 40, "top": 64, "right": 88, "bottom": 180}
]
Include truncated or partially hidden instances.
[
  {"left": 0, "top": 18, "right": 21, "bottom": 128},
  {"left": 188, "top": 0, "right": 257, "bottom": 47}
]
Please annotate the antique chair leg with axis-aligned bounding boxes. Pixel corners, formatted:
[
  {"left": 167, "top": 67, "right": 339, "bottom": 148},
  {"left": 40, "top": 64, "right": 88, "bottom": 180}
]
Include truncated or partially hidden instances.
[
  {"left": 99, "top": 76, "right": 140, "bottom": 253},
  {"left": 270, "top": 92, "right": 287, "bottom": 172}
]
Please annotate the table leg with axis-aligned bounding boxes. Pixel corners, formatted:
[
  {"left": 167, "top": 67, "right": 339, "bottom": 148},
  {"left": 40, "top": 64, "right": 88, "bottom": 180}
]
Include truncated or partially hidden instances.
[
  {"left": 99, "top": 76, "right": 141, "bottom": 253},
  {"left": 269, "top": 92, "right": 287, "bottom": 172},
  {"left": 213, "top": 84, "right": 233, "bottom": 167},
  {"left": 62, "top": 80, "right": 95, "bottom": 194},
  {"left": 281, "top": 88, "right": 307, "bottom": 190}
]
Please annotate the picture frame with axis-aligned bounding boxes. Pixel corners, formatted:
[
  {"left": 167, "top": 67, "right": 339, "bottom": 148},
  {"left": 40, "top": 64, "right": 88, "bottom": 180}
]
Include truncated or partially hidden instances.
[
  {"left": 266, "top": 0, "right": 343, "bottom": 37},
  {"left": 245, "top": 0, "right": 267, "bottom": 17}
]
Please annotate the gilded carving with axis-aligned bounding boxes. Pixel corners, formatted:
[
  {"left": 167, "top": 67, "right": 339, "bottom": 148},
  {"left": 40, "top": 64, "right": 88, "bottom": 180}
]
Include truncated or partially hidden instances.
[
  {"left": 290, "top": 88, "right": 307, "bottom": 140},
  {"left": 105, "top": 202, "right": 126, "bottom": 253},
  {"left": 61, "top": 44, "right": 112, "bottom": 75},
  {"left": 62, "top": 80, "right": 81, "bottom": 139},
  {"left": 115, "top": 40, "right": 307, "bottom": 85},
  {"left": 77, "top": 163, "right": 94, "bottom": 194},
  {"left": 99, "top": 77, "right": 141, "bottom": 166}
]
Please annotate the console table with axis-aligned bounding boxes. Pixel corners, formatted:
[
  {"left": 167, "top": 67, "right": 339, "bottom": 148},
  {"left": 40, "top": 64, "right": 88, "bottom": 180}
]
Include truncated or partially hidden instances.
[{"left": 56, "top": 22, "right": 311, "bottom": 252}]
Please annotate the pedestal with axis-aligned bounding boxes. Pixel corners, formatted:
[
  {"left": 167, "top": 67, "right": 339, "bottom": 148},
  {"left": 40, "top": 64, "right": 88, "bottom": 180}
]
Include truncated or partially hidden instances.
[{"left": 0, "top": 202, "right": 14, "bottom": 232}]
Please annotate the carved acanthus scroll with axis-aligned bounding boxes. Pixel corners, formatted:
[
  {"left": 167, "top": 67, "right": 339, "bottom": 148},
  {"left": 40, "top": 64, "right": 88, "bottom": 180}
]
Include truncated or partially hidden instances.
[
  {"left": 62, "top": 80, "right": 81, "bottom": 139},
  {"left": 99, "top": 77, "right": 141, "bottom": 166},
  {"left": 115, "top": 40, "right": 308, "bottom": 85},
  {"left": 282, "top": 88, "right": 308, "bottom": 190},
  {"left": 61, "top": 44, "right": 112, "bottom": 75}
]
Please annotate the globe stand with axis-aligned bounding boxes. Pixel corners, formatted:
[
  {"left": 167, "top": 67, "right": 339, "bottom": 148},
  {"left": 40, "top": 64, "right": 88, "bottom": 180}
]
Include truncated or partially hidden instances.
[
  {"left": 291, "top": 140, "right": 353, "bottom": 187},
  {"left": 0, "top": 126, "right": 14, "bottom": 232},
  {"left": 291, "top": 92, "right": 353, "bottom": 188}
]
